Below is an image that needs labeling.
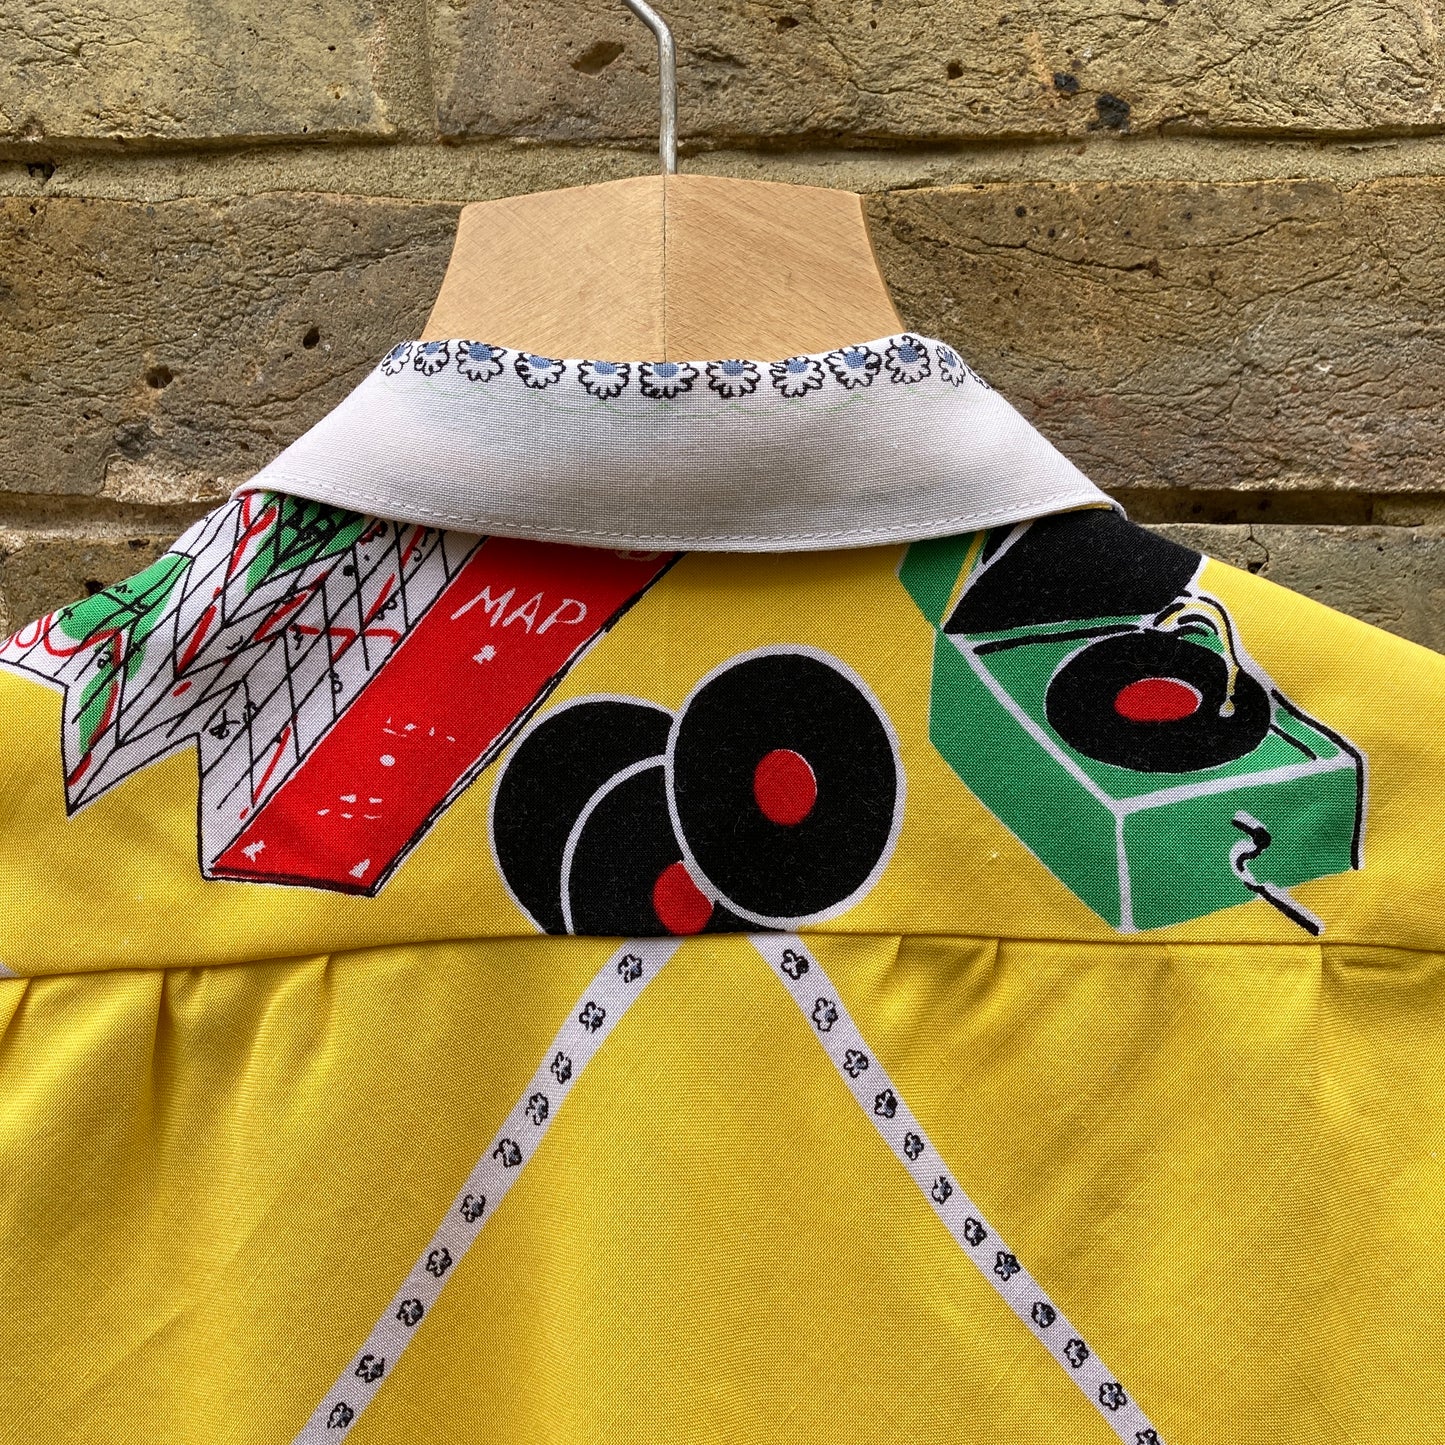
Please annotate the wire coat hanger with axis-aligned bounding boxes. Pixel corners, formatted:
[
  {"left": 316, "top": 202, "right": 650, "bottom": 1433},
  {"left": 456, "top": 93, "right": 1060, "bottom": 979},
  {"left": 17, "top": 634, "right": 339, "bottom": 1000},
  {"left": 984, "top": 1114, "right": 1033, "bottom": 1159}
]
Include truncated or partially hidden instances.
[
  {"left": 622, "top": 0, "right": 677, "bottom": 175},
  {"left": 419, "top": 2, "right": 902, "bottom": 358}
]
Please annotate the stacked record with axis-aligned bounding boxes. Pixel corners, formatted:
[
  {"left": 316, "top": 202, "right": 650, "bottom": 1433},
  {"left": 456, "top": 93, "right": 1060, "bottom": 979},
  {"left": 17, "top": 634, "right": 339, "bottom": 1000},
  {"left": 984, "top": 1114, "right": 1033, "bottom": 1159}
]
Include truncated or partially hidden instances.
[{"left": 492, "top": 648, "right": 903, "bottom": 936}]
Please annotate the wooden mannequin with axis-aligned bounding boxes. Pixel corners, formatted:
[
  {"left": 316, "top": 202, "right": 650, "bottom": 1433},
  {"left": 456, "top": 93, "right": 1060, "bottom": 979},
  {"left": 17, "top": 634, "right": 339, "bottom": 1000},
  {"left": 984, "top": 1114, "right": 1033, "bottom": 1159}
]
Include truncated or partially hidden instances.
[{"left": 420, "top": 173, "right": 905, "bottom": 360}]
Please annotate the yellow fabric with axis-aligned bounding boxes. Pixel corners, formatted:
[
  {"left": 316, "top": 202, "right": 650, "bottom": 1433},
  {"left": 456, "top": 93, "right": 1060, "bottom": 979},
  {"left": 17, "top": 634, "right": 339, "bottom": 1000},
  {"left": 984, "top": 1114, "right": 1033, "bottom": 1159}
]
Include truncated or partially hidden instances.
[
  {"left": 3, "top": 537, "right": 1444, "bottom": 1443},
  {"left": 4, "top": 549, "right": 1441, "bottom": 971}
]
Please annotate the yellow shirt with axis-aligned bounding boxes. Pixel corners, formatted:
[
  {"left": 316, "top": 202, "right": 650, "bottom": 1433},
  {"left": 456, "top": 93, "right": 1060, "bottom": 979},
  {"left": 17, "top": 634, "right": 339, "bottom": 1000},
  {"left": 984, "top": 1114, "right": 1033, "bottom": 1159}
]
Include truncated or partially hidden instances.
[{"left": 3, "top": 334, "right": 1442, "bottom": 1444}]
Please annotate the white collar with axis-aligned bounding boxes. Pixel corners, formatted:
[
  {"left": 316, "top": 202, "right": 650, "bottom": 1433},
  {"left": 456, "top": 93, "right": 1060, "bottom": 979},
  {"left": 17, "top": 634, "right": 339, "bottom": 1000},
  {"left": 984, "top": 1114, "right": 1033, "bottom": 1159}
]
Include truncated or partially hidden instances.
[{"left": 235, "top": 333, "right": 1113, "bottom": 550}]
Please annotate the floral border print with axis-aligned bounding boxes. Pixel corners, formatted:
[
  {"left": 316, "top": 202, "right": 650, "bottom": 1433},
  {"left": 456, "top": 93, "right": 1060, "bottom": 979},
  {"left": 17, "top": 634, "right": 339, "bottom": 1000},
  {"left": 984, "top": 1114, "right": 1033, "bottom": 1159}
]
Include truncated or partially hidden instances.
[{"left": 382, "top": 334, "right": 986, "bottom": 401}]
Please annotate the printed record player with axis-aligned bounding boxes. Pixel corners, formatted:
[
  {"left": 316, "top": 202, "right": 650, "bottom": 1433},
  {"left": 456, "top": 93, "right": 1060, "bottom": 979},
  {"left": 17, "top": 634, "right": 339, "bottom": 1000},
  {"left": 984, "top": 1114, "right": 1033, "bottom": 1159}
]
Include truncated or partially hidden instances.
[{"left": 900, "top": 510, "right": 1365, "bottom": 934}]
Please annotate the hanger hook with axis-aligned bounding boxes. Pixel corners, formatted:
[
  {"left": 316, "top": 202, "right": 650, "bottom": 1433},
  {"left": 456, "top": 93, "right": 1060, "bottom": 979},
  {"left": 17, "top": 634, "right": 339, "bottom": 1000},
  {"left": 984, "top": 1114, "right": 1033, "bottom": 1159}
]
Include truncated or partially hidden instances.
[{"left": 621, "top": 0, "right": 677, "bottom": 174}]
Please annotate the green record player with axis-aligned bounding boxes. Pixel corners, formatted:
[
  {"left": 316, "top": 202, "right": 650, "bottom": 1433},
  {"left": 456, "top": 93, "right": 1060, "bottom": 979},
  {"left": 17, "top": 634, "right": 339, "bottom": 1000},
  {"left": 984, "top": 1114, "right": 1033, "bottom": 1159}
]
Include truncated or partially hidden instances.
[{"left": 899, "top": 512, "right": 1365, "bottom": 934}]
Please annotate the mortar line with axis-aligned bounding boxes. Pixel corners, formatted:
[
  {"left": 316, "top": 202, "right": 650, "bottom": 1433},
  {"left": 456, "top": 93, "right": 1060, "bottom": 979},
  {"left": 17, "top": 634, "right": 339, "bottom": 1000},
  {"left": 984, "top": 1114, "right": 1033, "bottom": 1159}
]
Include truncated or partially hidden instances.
[{"left": 9, "top": 133, "right": 1445, "bottom": 204}]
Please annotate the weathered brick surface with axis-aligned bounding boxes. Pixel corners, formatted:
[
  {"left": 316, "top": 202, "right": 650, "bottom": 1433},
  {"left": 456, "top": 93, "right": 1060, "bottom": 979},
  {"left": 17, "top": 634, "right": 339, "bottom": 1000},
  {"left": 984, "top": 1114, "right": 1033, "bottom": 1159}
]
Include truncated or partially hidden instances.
[
  {"left": 0, "top": 2, "right": 1442, "bottom": 655},
  {"left": 433, "top": 0, "right": 1445, "bottom": 143},
  {"left": 0, "top": 1, "right": 402, "bottom": 144},
  {"left": 0, "top": 532, "right": 171, "bottom": 640},
  {"left": 872, "top": 177, "right": 1445, "bottom": 499},
  {"left": 0, "top": 195, "right": 456, "bottom": 501},
  {"left": 1157, "top": 523, "right": 1445, "bottom": 653},
  {"left": 19, "top": 135, "right": 1445, "bottom": 211},
  {"left": 12, "top": 178, "right": 1444, "bottom": 515}
]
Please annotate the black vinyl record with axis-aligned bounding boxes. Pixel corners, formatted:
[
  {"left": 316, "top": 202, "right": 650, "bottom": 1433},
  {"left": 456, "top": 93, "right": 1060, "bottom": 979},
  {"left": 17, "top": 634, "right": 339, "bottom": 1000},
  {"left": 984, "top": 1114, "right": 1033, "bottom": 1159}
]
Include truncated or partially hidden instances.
[
  {"left": 565, "top": 762, "right": 747, "bottom": 936},
  {"left": 1045, "top": 630, "right": 1271, "bottom": 773},
  {"left": 669, "top": 651, "right": 900, "bottom": 924},
  {"left": 492, "top": 698, "right": 673, "bottom": 933},
  {"left": 946, "top": 510, "right": 1202, "bottom": 635}
]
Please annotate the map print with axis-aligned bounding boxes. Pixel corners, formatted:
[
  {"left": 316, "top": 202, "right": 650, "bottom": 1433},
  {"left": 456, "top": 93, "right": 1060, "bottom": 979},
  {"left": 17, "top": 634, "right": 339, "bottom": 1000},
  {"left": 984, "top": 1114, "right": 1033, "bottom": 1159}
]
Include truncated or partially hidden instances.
[{"left": 0, "top": 490, "right": 674, "bottom": 893}]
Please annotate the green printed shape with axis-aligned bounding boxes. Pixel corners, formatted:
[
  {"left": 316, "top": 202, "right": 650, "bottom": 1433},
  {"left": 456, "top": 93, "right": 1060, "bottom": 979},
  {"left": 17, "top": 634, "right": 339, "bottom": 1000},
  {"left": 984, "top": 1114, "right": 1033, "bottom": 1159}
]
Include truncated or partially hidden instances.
[
  {"left": 926, "top": 626, "right": 1361, "bottom": 930},
  {"left": 245, "top": 493, "right": 370, "bottom": 594},
  {"left": 898, "top": 532, "right": 978, "bottom": 626},
  {"left": 961, "top": 625, "right": 1339, "bottom": 802},
  {"left": 57, "top": 552, "right": 189, "bottom": 647},
  {"left": 57, "top": 552, "right": 191, "bottom": 754},
  {"left": 1121, "top": 767, "right": 1361, "bottom": 932},
  {"left": 903, "top": 536, "right": 1364, "bottom": 931},
  {"left": 929, "top": 632, "right": 1125, "bottom": 925},
  {"left": 75, "top": 668, "right": 118, "bottom": 758}
]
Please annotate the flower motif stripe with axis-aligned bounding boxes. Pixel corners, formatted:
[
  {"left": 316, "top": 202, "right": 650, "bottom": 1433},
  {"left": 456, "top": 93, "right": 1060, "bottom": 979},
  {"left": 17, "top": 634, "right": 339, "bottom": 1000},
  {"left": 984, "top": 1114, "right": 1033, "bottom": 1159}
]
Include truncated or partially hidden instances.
[
  {"left": 291, "top": 930, "right": 1161, "bottom": 1442},
  {"left": 770, "top": 355, "right": 826, "bottom": 397},
  {"left": 289, "top": 938, "right": 682, "bottom": 1443},
  {"left": 639, "top": 360, "right": 698, "bottom": 399},
  {"left": 884, "top": 335, "right": 932, "bottom": 385},
  {"left": 578, "top": 359, "right": 630, "bottom": 399},
  {"left": 372, "top": 336, "right": 991, "bottom": 404},
  {"left": 456, "top": 341, "right": 504, "bottom": 383},
  {"left": 515, "top": 352, "right": 565, "bottom": 389},
  {"left": 750, "top": 933, "right": 1166, "bottom": 1445},
  {"left": 825, "top": 344, "right": 882, "bottom": 389},
  {"left": 412, "top": 340, "right": 451, "bottom": 377},
  {"left": 706, "top": 359, "right": 761, "bottom": 398}
]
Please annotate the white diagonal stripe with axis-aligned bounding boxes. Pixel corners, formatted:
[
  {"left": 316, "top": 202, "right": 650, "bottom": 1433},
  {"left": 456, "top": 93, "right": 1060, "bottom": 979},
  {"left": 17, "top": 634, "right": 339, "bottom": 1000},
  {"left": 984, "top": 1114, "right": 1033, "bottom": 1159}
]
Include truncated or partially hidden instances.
[
  {"left": 292, "top": 937, "right": 681, "bottom": 1441},
  {"left": 751, "top": 933, "right": 1164, "bottom": 1445}
]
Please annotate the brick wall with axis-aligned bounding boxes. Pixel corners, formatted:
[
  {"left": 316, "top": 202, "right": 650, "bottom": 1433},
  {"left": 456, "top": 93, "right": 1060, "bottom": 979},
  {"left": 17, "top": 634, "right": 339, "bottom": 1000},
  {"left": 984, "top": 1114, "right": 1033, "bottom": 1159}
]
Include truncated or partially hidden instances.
[{"left": 2, "top": 0, "right": 1443, "bottom": 650}]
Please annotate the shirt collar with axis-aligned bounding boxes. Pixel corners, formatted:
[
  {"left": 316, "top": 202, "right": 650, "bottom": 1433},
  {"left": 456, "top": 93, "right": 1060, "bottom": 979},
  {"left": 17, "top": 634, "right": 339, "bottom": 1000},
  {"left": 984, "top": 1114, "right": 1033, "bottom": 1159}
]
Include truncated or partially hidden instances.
[{"left": 234, "top": 332, "right": 1114, "bottom": 551}]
